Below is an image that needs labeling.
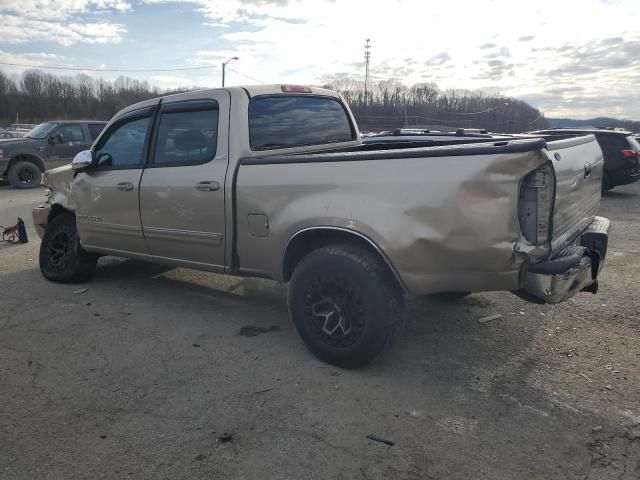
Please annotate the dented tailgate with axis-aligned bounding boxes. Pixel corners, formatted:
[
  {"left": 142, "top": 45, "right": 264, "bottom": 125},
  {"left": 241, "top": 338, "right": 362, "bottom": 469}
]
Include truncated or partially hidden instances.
[{"left": 546, "top": 135, "right": 604, "bottom": 255}]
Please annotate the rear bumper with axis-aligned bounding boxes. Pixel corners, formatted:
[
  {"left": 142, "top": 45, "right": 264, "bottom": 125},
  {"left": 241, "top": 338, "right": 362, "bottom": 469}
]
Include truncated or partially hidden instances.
[
  {"left": 610, "top": 166, "right": 640, "bottom": 187},
  {"left": 521, "top": 216, "right": 609, "bottom": 304},
  {"left": 32, "top": 204, "right": 51, "bottom": 238}
]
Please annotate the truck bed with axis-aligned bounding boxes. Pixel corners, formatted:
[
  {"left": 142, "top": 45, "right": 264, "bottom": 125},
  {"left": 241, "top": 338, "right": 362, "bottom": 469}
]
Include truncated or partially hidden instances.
[{"left": 235, "top": 136, "right": 603, "bottom": 295}]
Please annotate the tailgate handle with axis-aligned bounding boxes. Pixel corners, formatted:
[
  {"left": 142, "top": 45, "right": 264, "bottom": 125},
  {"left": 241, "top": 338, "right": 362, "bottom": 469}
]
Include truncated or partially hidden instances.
[
  {"left": 584, "top": 162, "right": 592, "bottom": 178},
  {"left": 195, "top": 181, "right": 220, "bottom": 192}
]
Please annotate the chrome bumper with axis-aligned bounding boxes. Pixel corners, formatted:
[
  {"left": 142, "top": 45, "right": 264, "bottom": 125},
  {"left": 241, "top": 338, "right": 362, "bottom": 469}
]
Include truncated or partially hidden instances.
[
  {"left": 32, "top": 204, "right": 51, "bottom": 239},
  {"left": 521, "top": 216, "right": 609, "bottom": 304}
]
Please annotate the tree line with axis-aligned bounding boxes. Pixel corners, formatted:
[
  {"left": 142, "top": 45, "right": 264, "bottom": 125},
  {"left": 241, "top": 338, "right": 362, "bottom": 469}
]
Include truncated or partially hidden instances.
[
  {"left": 324, "top": 78, "right": 549, "bottom": 132},
  {"left": 0, "top": 68, "right": 549, "bottom": 133},
  {"left": 0, "top": 69, "right": 173, "bottom": 126}
]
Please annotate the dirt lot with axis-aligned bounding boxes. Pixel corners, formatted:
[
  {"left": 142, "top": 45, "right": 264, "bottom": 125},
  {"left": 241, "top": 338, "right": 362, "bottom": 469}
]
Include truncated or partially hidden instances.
[{"left": 1, "top": 183, "right": 639, "bottom": 480}]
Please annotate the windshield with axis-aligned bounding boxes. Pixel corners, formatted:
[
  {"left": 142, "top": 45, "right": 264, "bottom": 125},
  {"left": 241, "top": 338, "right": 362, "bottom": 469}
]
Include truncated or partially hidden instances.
[{"left": 25, "top": 122, "right": 58, "bottom": 139}]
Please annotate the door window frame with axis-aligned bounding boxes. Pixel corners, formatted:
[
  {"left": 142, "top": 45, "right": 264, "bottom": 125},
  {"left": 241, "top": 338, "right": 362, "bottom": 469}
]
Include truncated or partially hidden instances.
[
  {"left": 146, "top": 99, "right": 220, "bottom": 169},
  {"left": 91, "top": 107, "right": 157, "bottom": 172}
]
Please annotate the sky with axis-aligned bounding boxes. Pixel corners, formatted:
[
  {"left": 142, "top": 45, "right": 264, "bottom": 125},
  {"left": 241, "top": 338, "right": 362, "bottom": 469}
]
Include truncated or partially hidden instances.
[{"left": 0, "top": 0, "right": 639, "bottom": 119}]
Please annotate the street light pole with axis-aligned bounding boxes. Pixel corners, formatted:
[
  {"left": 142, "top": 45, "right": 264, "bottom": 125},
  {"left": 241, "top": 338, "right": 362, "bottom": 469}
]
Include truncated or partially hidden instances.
[{"left": 221, "top": 56, "right": 239, "bottom": 87}]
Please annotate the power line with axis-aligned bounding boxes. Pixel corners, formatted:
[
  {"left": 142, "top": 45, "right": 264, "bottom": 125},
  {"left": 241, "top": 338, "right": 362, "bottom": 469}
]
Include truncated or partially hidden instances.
[
  {"left": 0, "top": 61, "right": 217, "bottom": 73},
  {"left": 225, "top": 67, "right": 265, "bottom": 84}
]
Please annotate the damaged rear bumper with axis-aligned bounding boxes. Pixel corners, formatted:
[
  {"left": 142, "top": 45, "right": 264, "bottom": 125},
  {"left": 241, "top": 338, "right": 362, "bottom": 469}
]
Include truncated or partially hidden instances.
[{"left": 520, "top": 216, "right": 610, "bottom": 304}]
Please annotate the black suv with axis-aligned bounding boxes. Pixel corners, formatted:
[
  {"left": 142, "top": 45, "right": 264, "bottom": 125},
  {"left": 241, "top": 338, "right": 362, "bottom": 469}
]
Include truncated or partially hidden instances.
[
  {"left": 0, "top": 120, "right": 107, "bottom": 188},
  {"left": 531, "top": 128, "right": 640, "bottom": 192}
]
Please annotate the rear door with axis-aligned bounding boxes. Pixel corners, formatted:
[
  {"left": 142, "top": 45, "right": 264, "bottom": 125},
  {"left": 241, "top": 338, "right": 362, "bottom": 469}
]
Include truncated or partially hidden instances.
[
  {"left": 73, "top": 106, "right": 157, "bottom": 254},
  {"left": 138, "top": 92, "right": 230, "bottom": 269}
]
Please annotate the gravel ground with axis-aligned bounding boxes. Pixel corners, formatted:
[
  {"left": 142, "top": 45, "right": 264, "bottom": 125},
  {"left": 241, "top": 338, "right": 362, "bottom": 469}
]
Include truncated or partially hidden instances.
[{"left": 1, "top": 183, "right": 639, "bottom": 480}]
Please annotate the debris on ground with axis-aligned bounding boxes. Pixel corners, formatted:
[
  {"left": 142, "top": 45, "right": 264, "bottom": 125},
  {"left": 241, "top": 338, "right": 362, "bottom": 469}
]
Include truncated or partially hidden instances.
[
  {"left": 592, "top": 426, "right": 603, "bottom": 433},
  {"left": 578, "top": 373, "right": 593, "bottom": 383},
  {"left": 73, "top": 288, "right": 88, "bottom": 295},
  {"left": 366, "top": 434, "right": 394, "bottom": 446},
  {"left": 238, "top": 325, "right": 281, "bottom": 337},
  {"left": 477, "top": 314, "right": 501, "bottom": 324},
  {"left": 218, "top": 433, "right": 232, "bottom": 443}
]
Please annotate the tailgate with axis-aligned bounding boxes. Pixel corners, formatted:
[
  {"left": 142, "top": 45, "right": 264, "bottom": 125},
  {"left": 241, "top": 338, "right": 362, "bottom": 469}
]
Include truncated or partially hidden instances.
[{"left": 546, "top": 135, "right": 603, "bottom": 255}]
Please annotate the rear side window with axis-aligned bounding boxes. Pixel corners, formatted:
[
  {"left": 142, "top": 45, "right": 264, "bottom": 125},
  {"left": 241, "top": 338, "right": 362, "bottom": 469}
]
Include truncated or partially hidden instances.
[
  {"left": 597, "top": 134, "right": 629, "bottom": 155},
  {"left": 249, "top": 96, "right": 355, "bottom": 150},
  {"left": 95, "top": 116, "right": 151, "bottom": 168},
  {"left": 152, "top": 107, "right": 218, "bottom": 166},
  {"left": 88, "top": 123, "right": 106, "bottom": 140}
]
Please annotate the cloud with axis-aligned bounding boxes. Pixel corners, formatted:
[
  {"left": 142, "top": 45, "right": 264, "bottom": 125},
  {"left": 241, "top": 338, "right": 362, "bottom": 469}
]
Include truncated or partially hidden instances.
[
  {"left": 0, "top": 14, "right": 125, "bottom": 45},
  {"left": 518, "top": 36, "right": 535, "bottom": 42},
  {"left": 0, "top": 0, "right": 131, "bottom": 20},
  {"left": 0, "top": 1, "right": 128, "bottom": 45}
]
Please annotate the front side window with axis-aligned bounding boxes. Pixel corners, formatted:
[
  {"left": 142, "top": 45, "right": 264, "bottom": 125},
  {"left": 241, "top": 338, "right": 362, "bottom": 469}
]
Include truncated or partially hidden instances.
[
  {"left": 153, "top": 107, "right": 218, "bottom": 165},
  {"left": 57, "top": 124, "right": 84, "bottom": 144},
  {"left": 249, "top": 96, "right": 355, "bottom": 150},
  {"left": 95, "top": 116, "right": 150, "bottom": 168}
]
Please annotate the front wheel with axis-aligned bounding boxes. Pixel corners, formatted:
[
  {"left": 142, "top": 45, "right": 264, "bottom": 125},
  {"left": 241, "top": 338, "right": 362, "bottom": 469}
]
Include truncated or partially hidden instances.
[
  {"left": 8, "top": 161, "right": 42, "bottom": 189},
  {"left": 39, "top": 213, "right": 98, "bottom": 283},
  {"left": 288, "top": 245, "right": 404, "bottom": 369}
]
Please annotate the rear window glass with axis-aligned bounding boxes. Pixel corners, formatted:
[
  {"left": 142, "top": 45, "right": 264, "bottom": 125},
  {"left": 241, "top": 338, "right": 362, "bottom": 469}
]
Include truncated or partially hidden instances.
[
  {"left": 626, "top": 136, "right": 640, "bottom": 151},
  {"left": 249, "top": 96, "right": 355, "bottom": 150}
]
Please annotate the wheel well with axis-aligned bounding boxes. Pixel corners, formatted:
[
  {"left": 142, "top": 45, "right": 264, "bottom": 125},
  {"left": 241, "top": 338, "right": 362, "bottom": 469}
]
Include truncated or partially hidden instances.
[
  {"left": 48, "top": 204, "right": 73, "bottom": 224},
  {"left": 282, "top": 228, "right": 406, "bottom": 292},
  {"left": 9, "top": 154, "right": 45, "bottom": 172}
]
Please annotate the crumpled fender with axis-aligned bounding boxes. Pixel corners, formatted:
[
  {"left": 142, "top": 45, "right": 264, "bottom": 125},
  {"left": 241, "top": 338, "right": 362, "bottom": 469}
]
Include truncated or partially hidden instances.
[{"left": 44, "top": 164, "right": 76, "bottom": 212}]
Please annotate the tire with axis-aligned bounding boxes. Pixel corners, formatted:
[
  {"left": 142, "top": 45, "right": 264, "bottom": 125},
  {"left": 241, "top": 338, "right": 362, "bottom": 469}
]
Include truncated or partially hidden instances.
[
  {"left": 288, "top": 244, "right": 404, "bottom": 369},
  {"left": 8, "top": 161, "right": 42, "bottom": 189},
  {"left": 39, "top": 213, "right": 98, "bottom": 283}
]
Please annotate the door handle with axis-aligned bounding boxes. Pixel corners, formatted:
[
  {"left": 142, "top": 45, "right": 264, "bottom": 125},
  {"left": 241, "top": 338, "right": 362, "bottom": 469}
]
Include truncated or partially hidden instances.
[
  {"left": 195, "top": 181, "right": 220, "bottom": 192},
  {"left": 117, "top": 182, "right": 134, "bottom": 191}
]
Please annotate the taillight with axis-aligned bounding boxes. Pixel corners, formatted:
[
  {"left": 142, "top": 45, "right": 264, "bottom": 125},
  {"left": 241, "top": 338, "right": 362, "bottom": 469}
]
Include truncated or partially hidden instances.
[
  {"left": 621, "top": 149, "right": 639, "bottom": 158},
  {"left": 519, "top": 162, "right": 555, "bottom": 246},
  {"left": 281, "top": 85, "right": 311, "bottom": 93}
]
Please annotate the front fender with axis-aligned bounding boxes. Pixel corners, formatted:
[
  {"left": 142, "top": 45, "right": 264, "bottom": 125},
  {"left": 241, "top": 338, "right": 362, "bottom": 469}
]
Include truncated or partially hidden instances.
[{"left": 44, "top": 164, "right": 76, "bottom": 212}]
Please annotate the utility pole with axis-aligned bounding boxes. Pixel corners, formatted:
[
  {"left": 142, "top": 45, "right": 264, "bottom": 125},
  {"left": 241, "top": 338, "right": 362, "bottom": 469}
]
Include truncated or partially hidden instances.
[
  {"left": 364, "top": 39, "right": 371, "bottom": 106},
  {"left": 222, "top": 56, "right": 239, "bottom": 87}
]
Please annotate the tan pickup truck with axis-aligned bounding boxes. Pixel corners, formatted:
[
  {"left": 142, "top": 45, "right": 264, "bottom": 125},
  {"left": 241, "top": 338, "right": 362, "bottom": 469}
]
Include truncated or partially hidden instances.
[{"left": 33, "top": 85, "right": 610, "bottom": 368}]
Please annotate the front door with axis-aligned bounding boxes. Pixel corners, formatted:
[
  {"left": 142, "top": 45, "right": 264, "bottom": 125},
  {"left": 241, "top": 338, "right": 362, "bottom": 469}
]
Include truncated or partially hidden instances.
[
  {"left": 73, "top": 106, "right": 157, "bottom": 254},
  {"left": 139, "top": 93, "right": 230, "bottom": 269},
  {"left": 47, "top": 123, "right": 90, "bottom": 168}
]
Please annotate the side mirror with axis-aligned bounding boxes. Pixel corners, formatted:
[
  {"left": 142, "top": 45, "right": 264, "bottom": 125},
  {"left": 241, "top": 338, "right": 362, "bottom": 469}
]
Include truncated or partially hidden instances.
[
  {"left": 72, "top": 150, "right": 93, "bottom": 171},
  {"left": 48, "top": 133, "right": 63, "bottom": 145}
]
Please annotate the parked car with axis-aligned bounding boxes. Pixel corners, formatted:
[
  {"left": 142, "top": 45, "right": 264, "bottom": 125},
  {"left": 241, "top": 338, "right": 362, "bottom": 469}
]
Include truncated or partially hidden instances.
[
  {"left": 0, "top": 120, "right": 107, "bottom": 188},
  {"left": 33, "top": 85, "right": 609, "bottom": 368},
  {"left": 4, "top": 123, "right": 37, "bottom": 138},
  {"left": 530, "top": 128, "right": 640, "bottom": 192},
  {"left": 0, "top": 128, "right": 14, "bottom": 139}
]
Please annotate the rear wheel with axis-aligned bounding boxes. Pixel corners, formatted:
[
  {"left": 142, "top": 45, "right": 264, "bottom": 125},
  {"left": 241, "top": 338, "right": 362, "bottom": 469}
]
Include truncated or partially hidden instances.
[
  {"left": 39, "top": 213, "right": 98, "bottom": 283},
  {"left": 8, "top": 161, "right": 42, "bottom": 189},
  {"left": 288, "top": 244, "right": 404, "bottom": 369}
]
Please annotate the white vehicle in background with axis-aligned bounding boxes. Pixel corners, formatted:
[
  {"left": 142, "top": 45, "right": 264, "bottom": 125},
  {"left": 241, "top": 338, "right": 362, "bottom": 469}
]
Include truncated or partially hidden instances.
[{"left": 4, "top": 124, "right": 37, "bottom": 138}]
